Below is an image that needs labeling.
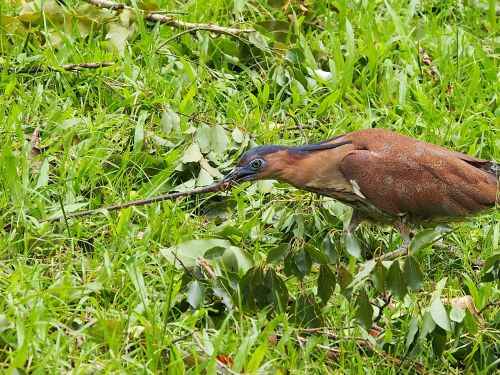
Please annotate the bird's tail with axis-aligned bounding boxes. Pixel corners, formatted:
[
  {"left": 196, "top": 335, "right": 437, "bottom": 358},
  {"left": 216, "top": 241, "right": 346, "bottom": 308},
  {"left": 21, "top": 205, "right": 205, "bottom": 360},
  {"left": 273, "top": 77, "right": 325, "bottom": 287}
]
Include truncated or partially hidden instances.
[
  {"left": 462, "top": 158, "right": 500, "bottom": 177},
  {"left": 478, "top": 161, "right": 500, "bottom": 176}
]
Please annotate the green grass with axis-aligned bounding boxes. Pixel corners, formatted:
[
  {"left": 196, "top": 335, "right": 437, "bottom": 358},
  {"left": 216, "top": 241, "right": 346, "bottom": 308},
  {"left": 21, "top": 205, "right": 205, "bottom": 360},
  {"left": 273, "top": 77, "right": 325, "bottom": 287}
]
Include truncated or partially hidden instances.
[{"left": 1, "top": 0, "right": 499, "bottom": 373}]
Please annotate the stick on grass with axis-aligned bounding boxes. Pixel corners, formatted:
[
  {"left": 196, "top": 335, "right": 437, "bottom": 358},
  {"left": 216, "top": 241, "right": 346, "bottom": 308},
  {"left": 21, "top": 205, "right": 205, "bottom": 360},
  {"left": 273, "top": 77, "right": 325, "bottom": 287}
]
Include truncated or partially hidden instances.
[{"left": 38, "top": 181, "right": 231, "bottom": 224}]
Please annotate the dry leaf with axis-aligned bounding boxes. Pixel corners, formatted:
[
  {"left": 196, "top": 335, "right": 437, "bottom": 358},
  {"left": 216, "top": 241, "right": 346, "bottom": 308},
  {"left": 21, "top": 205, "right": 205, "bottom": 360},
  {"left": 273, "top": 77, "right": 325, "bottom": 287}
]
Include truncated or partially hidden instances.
[
  {"left": 29, "top": 125, "right": 42, "bottom": 171},
  {"left": 216, "top": 354, "right": 233, "bottom": 367}
]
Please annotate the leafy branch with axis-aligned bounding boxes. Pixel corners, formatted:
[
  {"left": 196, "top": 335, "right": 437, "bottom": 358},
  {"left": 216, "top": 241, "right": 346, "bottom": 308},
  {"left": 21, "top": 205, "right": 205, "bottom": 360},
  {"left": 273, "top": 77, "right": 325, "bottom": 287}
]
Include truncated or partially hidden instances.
[{"left": 84, "top": 0, "right": 253, "bottom": 36}]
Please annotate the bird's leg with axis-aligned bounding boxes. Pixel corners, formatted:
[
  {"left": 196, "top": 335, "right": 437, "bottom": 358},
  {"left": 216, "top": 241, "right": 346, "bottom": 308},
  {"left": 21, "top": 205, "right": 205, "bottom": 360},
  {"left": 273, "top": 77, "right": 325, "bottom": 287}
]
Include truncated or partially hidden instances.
[
  {"left": 379, "top": 217, "right": 411, "bottom": 260},
  {"left": 347, "top": 209, "right": 362, "bottom": 234}
]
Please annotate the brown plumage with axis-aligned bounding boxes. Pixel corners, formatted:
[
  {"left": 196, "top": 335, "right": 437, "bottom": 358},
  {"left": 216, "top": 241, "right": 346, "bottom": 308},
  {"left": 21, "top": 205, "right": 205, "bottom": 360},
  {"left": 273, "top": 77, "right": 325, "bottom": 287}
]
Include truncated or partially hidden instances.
[{"left": 223, "top": 129, "right": 499, "bottom": 247}]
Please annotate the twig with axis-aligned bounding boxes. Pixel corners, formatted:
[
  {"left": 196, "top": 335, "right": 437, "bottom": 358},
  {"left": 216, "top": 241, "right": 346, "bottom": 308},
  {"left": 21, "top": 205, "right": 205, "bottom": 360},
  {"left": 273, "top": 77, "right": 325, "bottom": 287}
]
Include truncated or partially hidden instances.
[
  {"left": 198, "top": 258, "right": 217, "bottom": 279},
  {"left": 171, "top": 333, "right": 191, "bottom": 344},
  {"left": 378, "top": 246, "right": 408, "bottom": 261},
  {"left": 478, "top": 300, "right": 500, "bottom": 316},
  {"left": 173, "top": 253, "right": 192, "bottom": 277},
  {"left": 37, "top": 182, "right": 229, "bottom": 224},
  {"left": 84, "top": 0, "right": 124, "bottom": 10},
  {"left": 286, "top": 114, "right": 308, "bottom": 143},
  {"left": 297, "top": 327, "right": 371, "bottom": 346},
  {"left": 7, "top": 62, "right": 114, "bottom": 74},
  {"left": 60, "top": 62, "right": 115, "bottom": 71},
  {"left": 84, "top": 0, "right": 253, "bottom": 36},
  {"left": 9, "top": 182, "right": 230, "bottom": 230},
  {"left": 373, "top": 294, "right": 392, "bottom": 323}
]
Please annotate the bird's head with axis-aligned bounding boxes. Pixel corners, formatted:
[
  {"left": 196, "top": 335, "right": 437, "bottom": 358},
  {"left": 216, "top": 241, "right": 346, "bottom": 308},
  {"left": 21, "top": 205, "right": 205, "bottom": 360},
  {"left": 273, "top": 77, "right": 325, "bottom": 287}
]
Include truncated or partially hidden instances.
[
  {"left": 223, "top": 145, "right": 287, "bottom": 184},
  {"left": 223, "top": 138, "right": 353, "bottom": 185}
]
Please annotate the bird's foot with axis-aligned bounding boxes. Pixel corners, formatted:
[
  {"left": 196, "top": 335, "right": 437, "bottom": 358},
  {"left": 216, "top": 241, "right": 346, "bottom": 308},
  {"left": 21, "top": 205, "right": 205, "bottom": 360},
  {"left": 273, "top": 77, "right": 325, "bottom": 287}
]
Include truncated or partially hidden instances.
[
  {"left": 379, "top": 219, "right": 411, "bottom": 260},
  {"left": 378, "top": 242, "right": 409, "bottom": 260}
]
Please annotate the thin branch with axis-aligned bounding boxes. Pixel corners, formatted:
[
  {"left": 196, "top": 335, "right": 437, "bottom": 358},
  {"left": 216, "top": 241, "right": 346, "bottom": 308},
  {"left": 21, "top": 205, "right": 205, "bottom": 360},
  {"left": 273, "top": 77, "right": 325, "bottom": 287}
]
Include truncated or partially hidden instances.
[
  {"left": 83, "top": 0, "right": 253, "bottom": 36},
  {"left": 85, "top": 0, "right": 124, "bottom": 10},
  {"left": 170, "top": 333, "right": 191, "bottom": 345},
  {"left": 60, "top": 62, "right": 115, "bottom": 71},
  {"left": 373, "top": 294, "right": 392, "bottom": 323},
  {"left": 37, "top": 182, "right": 229, "bottom": 224},
  {"left": 7, "top": 61, "right": 114, "bottom": 74},
  {"left": 198, "top": 258, "right": 217, "bottom": 279},
  {"left": 478, "top": 300, "right": 500, "bottom": 316},
  {"left": 2, "top": 180, "right": 233, "bottom": 232},
  {"left": 173, "top": 252, "right": 192, "bottom": 277},
  {"left": 378, "top": 247, "right": 408, "bottom": 261},
  {"left": 297, "top": 327, "right": 371, "bottom": 346}
]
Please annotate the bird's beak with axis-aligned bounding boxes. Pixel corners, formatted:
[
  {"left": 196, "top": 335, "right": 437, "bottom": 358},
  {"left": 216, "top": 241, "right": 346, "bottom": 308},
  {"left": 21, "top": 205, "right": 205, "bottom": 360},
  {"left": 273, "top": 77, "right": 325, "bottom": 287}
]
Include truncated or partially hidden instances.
[
  {"left": 223, "top": 167, "right": 257, "bottom": 184},
  {"left": 223, "top": 167, "right": 241, "bottom": 183}
]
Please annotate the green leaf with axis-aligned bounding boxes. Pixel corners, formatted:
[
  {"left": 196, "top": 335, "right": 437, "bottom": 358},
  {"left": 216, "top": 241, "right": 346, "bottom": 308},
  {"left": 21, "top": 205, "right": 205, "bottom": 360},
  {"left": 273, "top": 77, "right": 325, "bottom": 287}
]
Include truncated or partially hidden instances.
[
  {"left": 186, "top": 280, "right": 205, "bottom": 309},
  {"left": 210, "top": 125, "right": 230, "bottom": 154},
  {"left": 161, "top": 109, "right": 180, "bottom": 135},
  {"left": 263, "top": 267, "right": 288, "bottom": 312},
  {"left": 480, "top": 253, "right": 500, "bottom": 282},
  {"left": 197, "top": 168, "right": 214, "bottom": 186},
  {"left": 337, "top": 265, "right": 353, "bottom": 298},
  {"left": 349, "top": 259, "right": 376, "bottom": 289},
  {"left": 248, "top": 32, "right": 270, "bottom": 51},
  {"left": 430, "top": 327, "right": 447, "bottom": 357},
  {"left": 304, "top": 243, "right": 329, "bottom": 265},
  {"left": 370, "top": 260, "right": 387, "bottom": 293},
  {"left": 421, "top": 311, "right": 436, "bottom": 338},
  {"left": 133, "top": 116, "right": 145, "bottom": 152},
  {"left": 321, "top": 232, "right": 339, "bottom": 263},
  {"left": 195, "top": 124, "right": 212, "bottom": 153},
  {"left": 267, "top": 0, "right": 286, "bottom": 9},
  {"left": 449, "top": 305, "right": 466, "bottom": 323},
  {"left": 214, "top": 246, "right": 254, "bottom": 275},
  {"left": 0, "top": 314, "right": 12, "bottom": 333},
  {"left": 293, "top": 248, "right": 312, "bottom": 280},
  {"left": 232, "top": 127, "right": 245, "bottom": 143},
  {"left": 386, "top": 261, "right": 407, "bottom": 299},
  {"left": 266, "top": 244, "right": 291, "bottom": 264},
  {"left": 317, "top": 265, "right": 336, "bottom": 304},
  {"left": 239, "top": 266, "right": 288, "bottom": 312},
  {"left": 161, "top": 239, "right": 228, "bottom": 269},
  {"left": 429, "top": 299, "right": 452, "bottom": 332},
  {"left": 290, "top": 293, "right": 323, "bottom": 328},
  {"left": 181, "top": 142, "right": 203, "bottom": 164},
  {"left": 35, "top": 159, "right": 50, "bottom": 188},
  {"left": 405, "top": 317, "right": 419, "bottom": 351},
  {"left": 256, "top": 20, "right": 290, "bottom": 33},
  {"left": 105, "top": 21, "right": 135, "bottom": 56},
  {"left": 246, "top": 341, "right": 268, "bottom": 373},
  {"left": 409, "top": 225, "right": 453, "bottom": 255},
  {"left": 463, "top": 309, "right": 478, "bottom": 335},
  {"left": 355, "top": 291, "right": 373, "bottom": 330},
  {"left": 345, "top": 232, "right": 362, "bottom": 258},
  {"left": 284, "top": 48, "right": 305, "bottom": 65},
  {"left": 403, "top": 255, "right": 424, "bottom": 292}
]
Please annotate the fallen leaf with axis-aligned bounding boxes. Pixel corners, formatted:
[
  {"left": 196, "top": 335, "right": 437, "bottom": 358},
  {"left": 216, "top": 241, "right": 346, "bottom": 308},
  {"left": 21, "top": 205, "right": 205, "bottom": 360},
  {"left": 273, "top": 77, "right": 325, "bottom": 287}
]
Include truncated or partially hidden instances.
[
  {"left": 29, "top": 125, "right": 42, "bottom": 171},
  {"left": 216, "top": 354, "right": 233, "bottom": 367}
]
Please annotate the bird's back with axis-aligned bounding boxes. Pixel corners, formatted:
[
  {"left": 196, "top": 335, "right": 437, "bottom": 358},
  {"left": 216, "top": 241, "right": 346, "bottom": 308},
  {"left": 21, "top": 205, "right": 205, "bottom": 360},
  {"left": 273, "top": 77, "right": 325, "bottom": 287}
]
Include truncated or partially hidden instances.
[{"left": 334, "top": 129, "right": 498, "bottom": 222}]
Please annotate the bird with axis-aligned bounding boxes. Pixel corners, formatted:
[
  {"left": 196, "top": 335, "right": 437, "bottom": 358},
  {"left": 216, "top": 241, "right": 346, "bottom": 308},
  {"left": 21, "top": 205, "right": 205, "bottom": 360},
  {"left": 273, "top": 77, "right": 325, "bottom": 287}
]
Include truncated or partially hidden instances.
[{"left": 223, "top": 128, "right": 499, "bottom": 254}]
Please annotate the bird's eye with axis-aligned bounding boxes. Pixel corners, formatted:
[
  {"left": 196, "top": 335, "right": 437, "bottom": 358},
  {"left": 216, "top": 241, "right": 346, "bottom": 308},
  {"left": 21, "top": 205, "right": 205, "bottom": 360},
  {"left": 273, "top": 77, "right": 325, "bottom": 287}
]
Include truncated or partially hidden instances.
[{"left": 250, "top": 159, "right": 263, "bottom": 170}]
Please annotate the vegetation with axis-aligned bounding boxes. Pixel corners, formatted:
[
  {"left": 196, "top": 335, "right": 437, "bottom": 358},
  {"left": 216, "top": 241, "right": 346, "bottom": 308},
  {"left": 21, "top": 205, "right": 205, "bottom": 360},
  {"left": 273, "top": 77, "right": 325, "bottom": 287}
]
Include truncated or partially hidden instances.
[{"left": 1, "top": 0, "right": 498, "bottom": 373}]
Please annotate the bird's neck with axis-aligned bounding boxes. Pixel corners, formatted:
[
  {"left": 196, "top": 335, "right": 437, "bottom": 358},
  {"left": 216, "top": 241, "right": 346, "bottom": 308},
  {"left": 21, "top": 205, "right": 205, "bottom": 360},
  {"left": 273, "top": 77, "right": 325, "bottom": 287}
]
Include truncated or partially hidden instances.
[{"left": 273, "top": 147, "right": 354, "bottom": 191}]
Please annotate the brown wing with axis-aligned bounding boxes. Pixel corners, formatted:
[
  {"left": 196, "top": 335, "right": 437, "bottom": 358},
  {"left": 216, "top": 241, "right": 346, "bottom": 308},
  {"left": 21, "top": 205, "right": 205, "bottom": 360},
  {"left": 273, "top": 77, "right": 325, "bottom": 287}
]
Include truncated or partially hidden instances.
[{"left": 339, "top": 146, "right": 498, "bottom": 219}]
